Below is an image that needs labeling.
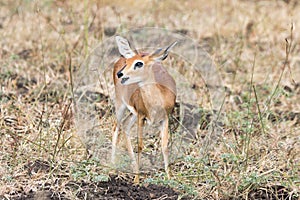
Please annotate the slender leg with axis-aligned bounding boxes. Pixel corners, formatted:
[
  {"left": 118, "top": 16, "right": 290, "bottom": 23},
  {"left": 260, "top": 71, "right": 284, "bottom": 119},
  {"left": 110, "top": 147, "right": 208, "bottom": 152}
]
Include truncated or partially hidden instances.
[
  {"left": 134, "top": 115, "right": 144, "bottom": 183},
  {"left": 161, "top": 117, "right": 170, "bottom": 179},
  {"left": 111, "top": 125, "right": 119, "bottom": 164},
  {"left": 111, "top": 103, "right": 126, "bottom": 164},
  {"left": 123, "top": 114, "right": 139, "bottom": 182}
]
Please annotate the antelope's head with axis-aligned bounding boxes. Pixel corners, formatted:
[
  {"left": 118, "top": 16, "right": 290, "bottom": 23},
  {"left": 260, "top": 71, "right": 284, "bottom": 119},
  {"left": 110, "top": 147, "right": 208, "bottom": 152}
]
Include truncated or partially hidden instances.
[{"left": 115, "top": 36, "right": 177, "bottom": 85}]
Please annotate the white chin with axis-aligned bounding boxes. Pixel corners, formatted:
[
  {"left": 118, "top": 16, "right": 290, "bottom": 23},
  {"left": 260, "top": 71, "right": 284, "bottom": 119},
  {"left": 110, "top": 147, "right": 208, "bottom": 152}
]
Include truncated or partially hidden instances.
[
  {"left": 120, "top": 77, "right": 129, "bottom": 84},
  {"left": 121, "top": 76, "right": 142, "bottom": 85}
]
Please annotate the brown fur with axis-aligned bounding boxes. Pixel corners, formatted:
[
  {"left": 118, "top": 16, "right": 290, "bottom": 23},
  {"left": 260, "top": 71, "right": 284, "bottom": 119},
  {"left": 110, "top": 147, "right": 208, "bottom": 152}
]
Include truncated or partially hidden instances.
[
  {"left": 113, "top": 56, "right": 176, "bottom": 120},
  {"left": 112, "top": 50, "right": 176, "bottom": 183}
]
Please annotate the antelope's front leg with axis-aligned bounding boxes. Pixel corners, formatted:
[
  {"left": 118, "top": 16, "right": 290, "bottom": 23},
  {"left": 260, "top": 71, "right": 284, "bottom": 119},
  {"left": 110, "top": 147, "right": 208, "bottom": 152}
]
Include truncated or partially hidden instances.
[
  {"left": 111, "top": 103, "right": 126, "bottom": 164},
  {"left": 111, "top": 123, "right": 119, "bottom": 165},
  {"left": 124, "top": 115, "right": 140, "bottom": 183},
  {"left": 135, "top": 116, "right": 144, "bottom": 183}
]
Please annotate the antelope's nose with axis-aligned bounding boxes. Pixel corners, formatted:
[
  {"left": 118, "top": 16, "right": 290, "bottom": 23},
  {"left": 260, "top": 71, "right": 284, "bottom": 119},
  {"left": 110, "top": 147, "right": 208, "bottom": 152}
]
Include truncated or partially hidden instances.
[{"left": 117, "top": 70, "right": 123, "bottom": 78}]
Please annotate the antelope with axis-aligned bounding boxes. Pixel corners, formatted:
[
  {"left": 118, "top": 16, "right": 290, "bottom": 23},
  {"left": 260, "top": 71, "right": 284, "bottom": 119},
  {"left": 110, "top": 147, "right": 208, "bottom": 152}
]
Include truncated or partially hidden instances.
[{"left": 111, "top": 36, "right": 177, "bottom": 183}]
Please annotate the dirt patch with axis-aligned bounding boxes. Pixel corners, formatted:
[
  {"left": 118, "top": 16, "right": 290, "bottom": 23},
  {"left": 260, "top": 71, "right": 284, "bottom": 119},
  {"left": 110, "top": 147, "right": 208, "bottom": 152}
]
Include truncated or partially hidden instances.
[
  {"left": 73, "top": 176, "right": 187, "bottom": 200},
  {"left": 7, "top": 175, "right": 188, "bottom": 200}
]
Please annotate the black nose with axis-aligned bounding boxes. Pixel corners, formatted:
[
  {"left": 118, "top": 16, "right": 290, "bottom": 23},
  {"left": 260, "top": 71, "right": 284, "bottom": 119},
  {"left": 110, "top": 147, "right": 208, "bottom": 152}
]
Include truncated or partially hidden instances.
[
  {"left": 117, "top": 71, "right": 123, "bottom": 78},
  {"left": 117, "top": 65, "right": 126, "bottom": 78}
]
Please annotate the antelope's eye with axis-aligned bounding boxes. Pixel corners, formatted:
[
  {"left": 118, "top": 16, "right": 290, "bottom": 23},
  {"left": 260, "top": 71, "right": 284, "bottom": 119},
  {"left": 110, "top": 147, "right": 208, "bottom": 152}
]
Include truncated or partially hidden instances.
[{"left": 134, "top": 61, "right": 144, "bottom": 69}]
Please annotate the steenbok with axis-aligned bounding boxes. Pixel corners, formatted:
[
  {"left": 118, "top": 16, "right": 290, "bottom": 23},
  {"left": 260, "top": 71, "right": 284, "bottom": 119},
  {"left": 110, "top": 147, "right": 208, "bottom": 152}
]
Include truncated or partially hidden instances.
[{"left": 111, "top": 36, "right": 177, "bottom": 183}]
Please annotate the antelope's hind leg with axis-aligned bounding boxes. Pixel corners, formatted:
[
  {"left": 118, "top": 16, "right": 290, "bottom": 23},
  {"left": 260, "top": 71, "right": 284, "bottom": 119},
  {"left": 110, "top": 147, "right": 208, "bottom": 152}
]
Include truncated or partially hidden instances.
[{"left": 161, "top": 117, "right": 171, "bottom": 179}]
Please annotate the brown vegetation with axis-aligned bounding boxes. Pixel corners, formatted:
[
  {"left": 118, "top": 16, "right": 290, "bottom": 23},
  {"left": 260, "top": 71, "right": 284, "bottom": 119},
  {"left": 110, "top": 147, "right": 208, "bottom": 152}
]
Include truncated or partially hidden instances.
[{"left": 0, "top": 0, "right": 299, "bottom": 199}]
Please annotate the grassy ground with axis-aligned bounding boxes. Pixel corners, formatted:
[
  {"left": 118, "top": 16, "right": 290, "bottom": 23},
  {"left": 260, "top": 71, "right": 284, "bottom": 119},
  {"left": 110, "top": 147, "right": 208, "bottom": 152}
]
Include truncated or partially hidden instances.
[{"left": 0, "top": 0, "right": 299, "bottom": 199}]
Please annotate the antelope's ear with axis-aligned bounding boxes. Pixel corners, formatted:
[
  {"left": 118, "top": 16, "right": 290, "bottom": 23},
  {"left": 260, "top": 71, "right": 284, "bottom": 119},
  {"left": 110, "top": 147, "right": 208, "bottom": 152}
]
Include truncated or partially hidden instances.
[
  {"left": 115, "top": 36, "right": 136, "bottom": 58},
  {"left": 150, "top": 41, "right": 178, "bottom": 61}
]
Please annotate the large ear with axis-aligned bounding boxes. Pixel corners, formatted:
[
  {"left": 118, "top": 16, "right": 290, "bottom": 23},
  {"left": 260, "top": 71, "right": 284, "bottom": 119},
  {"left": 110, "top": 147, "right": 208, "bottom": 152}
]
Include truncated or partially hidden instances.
[
  {"left": 150, "top": 41, "right": 178, "bottom": 61},
  {"left": 115, "top": 36, "right": 136, "bottom": 58}
]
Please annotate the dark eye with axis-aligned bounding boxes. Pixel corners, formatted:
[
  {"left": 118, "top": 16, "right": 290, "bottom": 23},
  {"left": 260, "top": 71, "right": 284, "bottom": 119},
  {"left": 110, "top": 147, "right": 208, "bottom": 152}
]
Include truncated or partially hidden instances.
[{"left": 134, "top": 61, "right": 143, "bottom": 69}]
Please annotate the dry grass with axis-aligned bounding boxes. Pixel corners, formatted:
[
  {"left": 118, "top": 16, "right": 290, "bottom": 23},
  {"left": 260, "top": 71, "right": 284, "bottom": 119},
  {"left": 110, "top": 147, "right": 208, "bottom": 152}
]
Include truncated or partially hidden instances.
[{"left": 0, "top": 0, "right": 299, "bottom": 199}]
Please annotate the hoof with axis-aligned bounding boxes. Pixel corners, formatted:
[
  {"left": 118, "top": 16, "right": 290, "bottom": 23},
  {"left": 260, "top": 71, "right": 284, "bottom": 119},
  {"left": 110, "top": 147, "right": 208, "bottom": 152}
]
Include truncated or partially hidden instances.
[{"left": 166, "top": 167, "right": 172, "bottom": 179}]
